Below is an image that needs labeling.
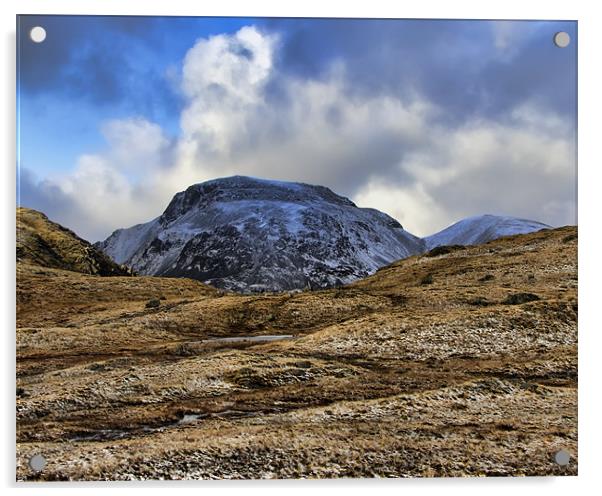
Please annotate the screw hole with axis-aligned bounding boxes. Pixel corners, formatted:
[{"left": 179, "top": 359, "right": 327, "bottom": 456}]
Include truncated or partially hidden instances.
[
  {"left": 29, "top": 26, "right": 46, "bottom": 43},
  {"left": 553, "top": 32, "right": 570, "bottom": 48},
  {"left": 28, "top": 453, "right": 46, "bottom": 472},
  {"left": 554, "top": 449, "right": 570, "bottom": 466}
]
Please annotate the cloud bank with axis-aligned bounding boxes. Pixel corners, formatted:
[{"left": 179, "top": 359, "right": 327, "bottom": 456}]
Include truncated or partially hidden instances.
[{"left": 20, "top": 23, "right": 576, "bottom": 241}]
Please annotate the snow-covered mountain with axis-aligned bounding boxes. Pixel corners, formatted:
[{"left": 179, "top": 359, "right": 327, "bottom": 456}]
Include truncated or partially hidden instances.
[
  {"left": 96, "top": 176, "right": 553, "bottom": 292},
  {"left": 424, "top": 214, "right": 550, "bottom": 250},
  {"left": 96, "top": 176, "right": 425, "bottom": 292}
]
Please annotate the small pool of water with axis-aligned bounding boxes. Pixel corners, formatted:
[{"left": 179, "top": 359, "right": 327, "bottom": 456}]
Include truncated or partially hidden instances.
[
  {"left": 69, "top": 410, "right": 257, "bottom": 442},
  {"left": 201, "top": 334, "right": 294, "bottom": 343},
  {"left": 177, "top": 413, "right": 205, "bottom": 424}
]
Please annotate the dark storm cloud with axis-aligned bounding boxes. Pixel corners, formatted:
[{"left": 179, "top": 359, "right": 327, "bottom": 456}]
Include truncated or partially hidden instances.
[
  {"left": 18, "top": 19, "right": 577, "bottom": 238},
  {"left": 17, "top": 16, "right": 575, "bottom": 126},
  {"left": 262, "top": 18, "right": 576, "bottom": 124},
  {"left": 17, "top": 15, "right": 181, "bottom": 117},
  {"left": 478, "top": 25, "right": 576, "bottom": 120},
  {"left": 19, "top": 16, "right": 138, "bottom": 97}
]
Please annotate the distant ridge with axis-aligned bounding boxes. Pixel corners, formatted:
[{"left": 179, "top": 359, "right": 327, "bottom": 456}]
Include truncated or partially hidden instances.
[{"left": 424, "top": 214, "right": 551, "bottom": 249}]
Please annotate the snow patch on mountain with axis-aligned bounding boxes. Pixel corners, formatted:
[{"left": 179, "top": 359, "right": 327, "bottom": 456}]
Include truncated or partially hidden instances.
[{"left": 424, "top": 214, "right": 550, "bottom": 250}]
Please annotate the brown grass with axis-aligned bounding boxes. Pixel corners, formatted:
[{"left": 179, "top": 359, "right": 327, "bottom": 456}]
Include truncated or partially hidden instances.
[{"left": 16, "top": 226, "right": 577, "bottom": 480}]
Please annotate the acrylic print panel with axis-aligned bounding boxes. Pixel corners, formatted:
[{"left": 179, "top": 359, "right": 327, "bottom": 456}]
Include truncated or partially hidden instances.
[{"left": 16, "top": 15, "right": 577, "bottom": 481}]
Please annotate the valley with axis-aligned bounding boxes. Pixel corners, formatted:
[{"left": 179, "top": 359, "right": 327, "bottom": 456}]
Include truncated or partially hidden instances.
[{"left": 16, "top": 225, "right": 577, "bottom": 480}]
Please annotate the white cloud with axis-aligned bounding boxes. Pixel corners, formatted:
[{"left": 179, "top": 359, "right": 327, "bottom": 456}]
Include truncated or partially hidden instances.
[
  {"left": 354, "top": 180, "right": 449, "bottom": 237},
  {"left": 23, "top": 25, "right": 576, "bottom": 242},
  {"left": 100, "top": 117, "right": 171, "bottom": 172},
  {"left": 353, "top": 109, "right": 576, "bottom": 236},
  {"left": 179, "top": 26, "right": 277, "bottom": 158},
  {"left": 32, "top": 117, "right": 178, "bottom": 240}
]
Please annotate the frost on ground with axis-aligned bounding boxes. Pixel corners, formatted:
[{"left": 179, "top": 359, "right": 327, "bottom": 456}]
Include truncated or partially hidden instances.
[{"left": 16, "top": 226, "right": 577, "bottom": 480}]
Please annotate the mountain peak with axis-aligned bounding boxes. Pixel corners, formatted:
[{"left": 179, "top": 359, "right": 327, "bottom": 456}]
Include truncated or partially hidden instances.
[
  {"left": 160, "top": 176, "right": 356, "bottom": 226},
  {"left": 98, "top": 177, "right": 423, "bottom": 292},
  {"left": 425, "top": 214, "right": 550, "bottom": 249},
  {"left": 94, "top": 176, "right": 554, "bottom": 292}
]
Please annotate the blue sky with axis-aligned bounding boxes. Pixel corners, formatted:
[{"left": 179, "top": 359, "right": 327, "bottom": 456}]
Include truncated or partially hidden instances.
[
  {"left": 17, "top": 16, "right": 577, "bottom": 241},
  {"left": 18, "top": 16, "right": 253, "bottom": 176}
]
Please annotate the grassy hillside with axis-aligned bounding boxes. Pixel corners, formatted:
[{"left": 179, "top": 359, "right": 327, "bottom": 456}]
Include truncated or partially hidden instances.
[
  {"left": 17, "top": 207, "right": 130, "bottom": 276},
  {"left": 16, "top": 225, "right": 577, "bottom": 480}
]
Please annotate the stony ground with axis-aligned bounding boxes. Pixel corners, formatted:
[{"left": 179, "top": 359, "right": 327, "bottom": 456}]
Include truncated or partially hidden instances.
[{"left": 16, "top": 227, "right": 578, "bottom": 480}]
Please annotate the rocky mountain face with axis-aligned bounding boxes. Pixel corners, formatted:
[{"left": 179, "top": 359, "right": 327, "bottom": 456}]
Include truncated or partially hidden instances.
[
  {"left": 96, "top": 176, "right": 425, "bottom": 292},
  {"left": 424, "top": 214, "right": 550, "bottom": 250},
  {"left": 95, "top": 177, "right": 552, "bottom": 292},
  {"left": 17, "top": 207, "right": 131, "bottom": 276}
]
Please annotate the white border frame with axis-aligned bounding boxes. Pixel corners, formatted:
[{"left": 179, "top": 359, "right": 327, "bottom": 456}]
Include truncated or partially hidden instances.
[{"left": 2, "top": 1, "right": 599, "bottom": 495}]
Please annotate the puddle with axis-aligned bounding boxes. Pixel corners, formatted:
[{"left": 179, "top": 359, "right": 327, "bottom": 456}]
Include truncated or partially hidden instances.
[
  {"left": 69, "top": 410, "right": 257, "bottom": 442},
  {"left": 177, "top": 413, "right": 206, "bottom": 424},
  {"left": 196, "top": 334, "right": 295, "bottom": 344},
  {"left": 70, "top": 428, "right": 137, "bottom": 442}
]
